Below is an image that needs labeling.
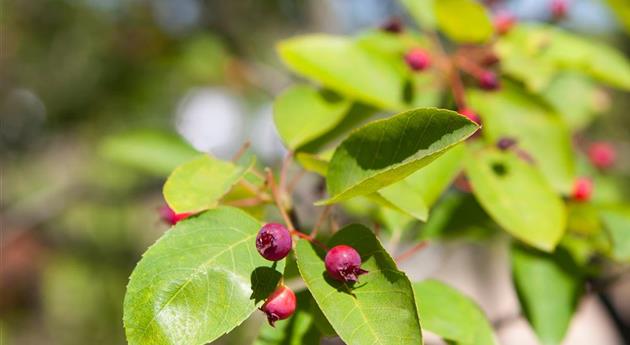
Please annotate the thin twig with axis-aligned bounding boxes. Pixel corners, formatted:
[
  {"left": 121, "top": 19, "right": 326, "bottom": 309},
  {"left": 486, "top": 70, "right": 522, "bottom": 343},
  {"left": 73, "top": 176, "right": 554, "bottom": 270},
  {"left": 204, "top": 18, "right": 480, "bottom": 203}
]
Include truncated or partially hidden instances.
[
  {"left": 286, "top": 170, "right": 306, "bottom": 194},
  {"left": 279, "top": 151, "right": 293, "bottom": 194},
  {"left": 231, "top": 141, "right": 251, "bottom": 162},
  {"left": 291, "top": 230, "right": 328, "bottom": 251},
  {"left": 311, "top": 205, "right": 332, "bottom": 238},
  {"left": 265, "top": 168, "right": 295, "bottom": 230},
  {"left": 395, "top": 241, "right": 429, "bottom": 263}
]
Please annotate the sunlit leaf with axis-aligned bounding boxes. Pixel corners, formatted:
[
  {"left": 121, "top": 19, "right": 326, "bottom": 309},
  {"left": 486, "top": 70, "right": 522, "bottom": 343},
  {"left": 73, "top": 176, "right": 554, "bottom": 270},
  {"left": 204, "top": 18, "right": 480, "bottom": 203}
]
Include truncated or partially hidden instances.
[
  {"left": 599, "top": 205, "right": 630, "bottom": 262},
  {"left": 435, "top": 0, "right": 494, "bottom": 43}
]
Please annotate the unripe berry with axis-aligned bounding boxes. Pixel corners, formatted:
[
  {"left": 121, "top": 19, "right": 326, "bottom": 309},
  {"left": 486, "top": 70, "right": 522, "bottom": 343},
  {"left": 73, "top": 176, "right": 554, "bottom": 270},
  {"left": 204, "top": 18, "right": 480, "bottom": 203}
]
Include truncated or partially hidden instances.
[
  {"left": 325, "top": 245, "right": 368, "bottom": 283},
  {"left": 551, "top": 0, "right": 568, "bottom": 20},
  {"left": 159, "top": 204, "right": 192, "bottom": 225},
  {"left": 497, "top": 137, "right": 517, "bottom": 151},
  {"left": 404, "top": 48, "right": 431, "bottom": 72},
  {"left": 572, "top": 177, "right": 593, "bottom": 202},
  {"left": 256, "top": 223, "right": 292, "bottom": 261},
  {"left": 260, "top": 285, "right": 296, "bottom": 326},
  {"left": 478, "top": 71, "right": 500, "bottom": 90},
  {"left": 458, "top": 107, "right": 481, "bottom": 124},
  {"left": 588, "top": 142, "right": 616, "bottom": 169},
  {"left": 494, "top": 11, "right": 516, "bottom": 35},
  {"left": 381, "top": 17, "right": 403, "bottom": 34}
]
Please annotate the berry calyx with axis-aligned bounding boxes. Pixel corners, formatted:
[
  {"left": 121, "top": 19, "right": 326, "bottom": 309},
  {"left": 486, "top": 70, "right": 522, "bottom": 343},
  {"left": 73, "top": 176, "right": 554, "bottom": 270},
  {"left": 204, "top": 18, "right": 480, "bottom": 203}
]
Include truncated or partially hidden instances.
[
  {"left": 260, "top": 285, "right": 296, "bottom": 327},
  {"left": 494, "top": 11, "right": 516, "bottom": 35},
  {"left": 325, "top": 245, "right": 368, "bottom": 283},
  {"left": 551, "top": 0, "right": 568, "bottom": 20},
  {"left": 404, "top": 48, "right": 431, "bottom": 72},
  {"left": 588, "top": 142, "right": 616, "bottom": 169},
  {"left": 572, "top": 177, "right": 593, "bottom": 202},
  {"left": 497, "top": 137, "right": 517, "bottom": 151},
  {"left": 256, "top": 223, "right": 292, "bottom": 261},
  {"left": 159, "top": 204, "right": 192, "bottom": 225},
  {"left": 478, "top": 71, "right": 500, "bottom": 90},
  {"left": 458, "top": 107, "right": 481, "bottom": 124},
  {"left": 381, "top": 17, "right": 403, "bottom": 34}
]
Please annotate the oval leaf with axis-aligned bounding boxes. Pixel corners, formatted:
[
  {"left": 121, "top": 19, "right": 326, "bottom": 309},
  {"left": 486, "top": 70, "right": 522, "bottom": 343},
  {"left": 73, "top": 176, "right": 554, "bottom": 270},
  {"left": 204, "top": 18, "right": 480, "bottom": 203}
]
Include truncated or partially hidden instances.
[
  {"left": 413, "top": 280, "right": 497, "bottom": 345},
  {"left": 274, "top": 85, "right": 352, "bottom": 150},
  {"left": 163, "top": 155, "right": 250, "bottom": 213},
  {"left": 465, "top": 149, "right": 566, "bottom": 251},
  {"left": 277, "top": 35, "right": 405, "bottom": 110},
  {"left": 599, "top": 205, "right": 630, "bottom": 262},
  {"left": 511, "top": 245, "right": 583, "bottom": 345},
  {"left": 124, "top": 207, "right": 284, "bottom": 345},
  {"left": 295, "top": 224, "right": 423, "bottom": 345},
  {"left": 321, "top": 108, "right": 479, "bottom": 204},
  {"left": 435, "top": 0, "right": 494, "bottom": 43}
]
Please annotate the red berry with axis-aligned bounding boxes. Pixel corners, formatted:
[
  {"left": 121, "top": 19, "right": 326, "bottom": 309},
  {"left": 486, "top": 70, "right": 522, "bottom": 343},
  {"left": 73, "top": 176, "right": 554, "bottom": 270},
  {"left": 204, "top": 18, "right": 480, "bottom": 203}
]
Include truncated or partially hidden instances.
[
  {"left": 256, "top": 223, "right": 292, "bottom": 261},
  {"left": 325, "top": 245, "right": 368, "bottom": 283},
  {"left": 159, "top": 204, "right": 192, "bottom": 225},
  {"left": 404, "top": 48, "right": 431, "bottom": 71},
  {"left": 551, "top": 0, "right": 568, "bottom": 20},
  {"left": 494, "top": 11, "right": 516, "bottom": 35},
  {"left": 458, "top": 107, "right": 481, "bottom": 124},
  {"left": 381, "top": 17, "right": 403, "bottom": 34},
  {"left": 572, "top": 177, "right": 593, "bottom": 202},
  {"left": 588, "top": 142, "right": 616, "bottom": 169},
  {"left": 478, "top": 71, "right": 500, "bottom": 90},
  {"left": 260, "top": 285, "right": 296, "bottom": 326}
]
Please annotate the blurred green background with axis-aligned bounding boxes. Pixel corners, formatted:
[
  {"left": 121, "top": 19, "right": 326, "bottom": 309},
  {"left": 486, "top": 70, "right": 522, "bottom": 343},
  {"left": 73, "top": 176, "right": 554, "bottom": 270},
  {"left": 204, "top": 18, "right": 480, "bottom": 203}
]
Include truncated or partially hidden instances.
[{"left": 1, "top": 0, "right": 629, "bottom": 344}]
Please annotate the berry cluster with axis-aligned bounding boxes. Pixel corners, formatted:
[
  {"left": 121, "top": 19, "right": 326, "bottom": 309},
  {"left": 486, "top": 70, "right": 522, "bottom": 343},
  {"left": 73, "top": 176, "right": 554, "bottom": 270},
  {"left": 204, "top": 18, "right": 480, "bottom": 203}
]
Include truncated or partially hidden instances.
[{"left": 254, "top": 223, "right": 367, "bottom": 326}]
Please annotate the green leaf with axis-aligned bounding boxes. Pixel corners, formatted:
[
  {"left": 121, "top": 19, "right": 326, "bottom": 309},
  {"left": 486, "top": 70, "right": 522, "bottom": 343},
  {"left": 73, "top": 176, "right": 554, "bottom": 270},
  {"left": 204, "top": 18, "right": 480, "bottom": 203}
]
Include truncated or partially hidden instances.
[
  {"left": 163, "top": 155, "right": 251, "bottom": 214},
  {"left": 468, "top": 84, "right": 575, "bottom": 193},
  {"left": 295, "top": 152, "right": 330, "bottom": 176},
  {"left": 465, "top": 149, "right": 566, "bottom": 252},
  {"left": 321, "top": 108, "right": 479, "bottom": 204},
  {"left": 599, "top": 205, "right": 630, "bottom": 262},
  {"left": 511, "top": 245, "right": 583, "bottom": 345},
  {"left": 254, "top": 290, "right": 321, "bottom": 345},
  {"left": 401, "top": 0, "right": 436, "bottom": 29},
  {"left": 435, "top": 0, "right": 494, "bottom": 43},
  {"left": 378, "top": 179, "right": 429, "bottom": 221},
  {"left": 100, "top": 130, "right": 199, "bottom": 176},
  {"left": 295, "top": 224, "right": 423, "bottom": 345},
  {"left": 123, "top": 207, "right": 285, "bottom": 345},
  {"left": 277, "top": 35, "right": 406, "bottom": 110},
  {"left": 274, "top": 85, "right": 352, "bottom": 150},
  {"left": 541, "top": 73, "right": 602, "bottom": 130},
  {"left": 413, "top": 280, "right": 497, "bottom": 345},
  {"left": 606, "top": 0, "right": 630, "bottom": 34}
]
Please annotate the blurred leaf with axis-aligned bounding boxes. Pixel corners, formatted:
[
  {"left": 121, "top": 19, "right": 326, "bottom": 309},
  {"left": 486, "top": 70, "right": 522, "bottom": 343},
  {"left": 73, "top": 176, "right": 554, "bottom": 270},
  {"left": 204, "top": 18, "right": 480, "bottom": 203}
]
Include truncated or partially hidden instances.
[
  {"left": 254, "top": 290, "right": 321, "bottom": 345},
  {"left": 401, "top": 0, "right": 437, "bottom": 29},
  {"left": 567, "top": 202, "right": 602, "bottom": 236},
  {"left": 435, "top": 0, "right": 494, "bottom": 43},
  {"left": 274, "top": 85, "right": 351, "bottom": 150},
  {"left": 606, "top": 0, "right": 630, "bottom": 34},
  {"left": 295, "top": 152, "right": 330, "bottom": 176},
  {"left": 277, "top": 35, "right": 406, "bottom": 110},
  {"left": 599, "top": 205, "right": 630, "bottom": 262},
  {"left": 100, "top": 130, "right": 199, "bottom": 176},
  {"left": 511, "top": 245, "right": 583, "bottom": 345},
  {"left": 541, "top": 73, "right": 602, "bottom": 130},
  {"left": 321, "top": 108, "right": 479, "bottom": 204},
  {"left": 163, "top": 155, "right": 251, "bottom": 213},
  {"left": 465, "top": 149, "right": 566, "bottom": 252},
  {"left": 124, "top": 207, "right": 285, "bottom": 345},
  {"left": 378, "top": 178, "right": 429, "bottom": 221},
  {"left": 413, "top": 280, "right": 497, "bottom": 345},
  {"left": 468, "top": 84, "right": 575, "bottom": 193},
  {"left": 295, "top": 224, "right": 423, "bottom": 345}
]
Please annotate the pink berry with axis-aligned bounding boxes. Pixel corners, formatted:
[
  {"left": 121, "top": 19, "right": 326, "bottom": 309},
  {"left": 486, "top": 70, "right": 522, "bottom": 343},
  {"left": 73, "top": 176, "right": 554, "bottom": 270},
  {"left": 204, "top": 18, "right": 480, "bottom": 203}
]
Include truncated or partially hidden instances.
[
  {"left": 458, "top": 107, "right": 481, "bottom": 124},
  {"left": 382, "top": 17, "right": 403, "bottom": 34},
  {"left": 404, "top": 48, "right": 431, "bottom": 71},
  {"left": 588, "top": 142, "right": 616, "bottom": 169},
  {"left": 260, "top": 285, "right": 296, "bottom": 326},
  {"left": 159, "top": 204, "right": 191, "bottom": 225},
  {"left": 572, "top": 177, "right": 593, "bottom": 202},
  {"left": 478, "top": 71, "right": 500, "bottom": 90},
  {"left": 256, "top": 223, "right": 292, "bottom": 261},
  {"left": 551, "top": 0, "right": 568, "bottom": 20},
  {"left": 494, "top": 11, "right": 516, "bottom": 35},
  {"left": 325, "top": 245, "right": 368, "bottom": 283}
]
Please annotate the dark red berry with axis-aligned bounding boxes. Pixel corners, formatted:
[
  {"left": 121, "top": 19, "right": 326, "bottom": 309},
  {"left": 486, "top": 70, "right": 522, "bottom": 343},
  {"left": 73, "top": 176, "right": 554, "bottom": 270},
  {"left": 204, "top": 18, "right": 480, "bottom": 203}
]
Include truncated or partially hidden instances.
[
  {"left": 381, "top": 17, "right": 403, "bottom": 34},
  {"left": 458, "top": 107, "right": 481, "bottom": 124},
  {"left": 478, "top": 71, "right": 500, "bottom": 90},
  {"left": 551, "top": 0, "right": 568, "bottom": 20},
  {"left": 325, "top": 245, "right": 368, "bottom": 283},
  {"left": 572, "top": 177, "right": 593, "bottom": 202},
  {"left": 404, "top": 48, "right": 431, "bottom": 72},
  {"left": 159, "top": 204, "right": 192, "bottom": 225},
  {"left": 256, "top": 223, "right": 292, "bottom": 261},
  {"left": 588, "top": 142, "right": 616, "bottom": 169},
  {"left": 260, "top": 285, "right": 296, "bottom": 327},
  {"left": 494, "top": 11, "right": 516, "bottom": 35},
  {"left": 497, "top": 137, "right": 517, "bottom": 151}
]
